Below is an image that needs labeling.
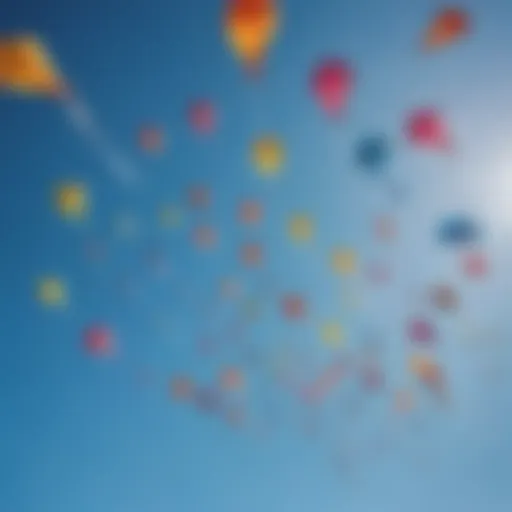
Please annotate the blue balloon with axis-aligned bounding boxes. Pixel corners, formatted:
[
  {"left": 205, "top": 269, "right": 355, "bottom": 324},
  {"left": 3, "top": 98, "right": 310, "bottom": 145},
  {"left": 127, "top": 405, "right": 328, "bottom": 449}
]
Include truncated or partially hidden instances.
[
  {"left": 356, "top": 135, "right": 389, "bottom": 173},
  {"left": 438, "top": 215, "right": 480, "bottom": 246}
]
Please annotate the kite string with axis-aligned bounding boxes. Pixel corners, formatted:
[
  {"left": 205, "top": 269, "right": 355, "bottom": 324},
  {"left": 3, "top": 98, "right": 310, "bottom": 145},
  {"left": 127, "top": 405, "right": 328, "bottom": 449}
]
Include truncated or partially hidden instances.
[{"left": 62, "top": 93, "right": 139, "bottom": 185}]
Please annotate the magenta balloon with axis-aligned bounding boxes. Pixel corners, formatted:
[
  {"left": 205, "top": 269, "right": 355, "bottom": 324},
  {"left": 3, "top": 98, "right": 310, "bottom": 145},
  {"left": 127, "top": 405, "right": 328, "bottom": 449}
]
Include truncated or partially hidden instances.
[{"left": 311, "top": 59, "right": 353, "bottom": 116}]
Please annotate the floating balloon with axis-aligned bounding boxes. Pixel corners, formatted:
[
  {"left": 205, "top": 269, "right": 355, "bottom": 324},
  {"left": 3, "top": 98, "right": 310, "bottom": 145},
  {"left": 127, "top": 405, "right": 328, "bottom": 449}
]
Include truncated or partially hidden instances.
[
  {"left": 220, "top": 277, "right": 244, "bottom": 299},
  {"left": 84, "top": 238, "right": 107, "bottom": 263},
  {"left": 311, "top": 58, "right": 353, "bottom": 116},
  {"left": 36, "top": 276, "right": 67, "bottom": 307},
  {"left": 251, "top": 136, "right": 285, "bottom": 177},
  {"left": 331, "top": 248, "right": 357, "bottom": 275},
  {"left": 194, "top": 386, "right": 222, "bottom": 414},
  {"left": 429, "top": 283, "right": 459, "bottom": 312},
  {"left": 355, "top": 134, "right": 390, "bottom": 173},
  {"left": 409, "top": 354, "right": 447, "bottom": 399},
  {"left": 83, "top": 325, "right": 115, "bottom": 357},
  {"left": 188, "top": 185, "right": 211, "bottom": 209},
  {"left": 54, "top": 182, "right": 88, "bottom": 220},
  {"left": 407, "top": 317, "right": 437, "bottom": 345},
  {"left": 193, "top": 225, "right": 218, "bottom": 249},
  {"left": 393, "top": 389, "right": 414, "bottom": 414},
  {"left": 366, "top": 262, "right": 391, "bottom": 285},
  {"left": 138, "top": 125, "right": 165, "bottom": 153},
  {"left": 321, "top": 322, "right": 345, "bottom": 347},
  {"left": 224, "top": 404, "right": 246, "bottom": 427},
  {"left": 238, "top": 200, "right": 263, "bottom": 225},
  {"left": 241, "top": 242, "right": 263, "bottom": 266},
  {"left": 144, "top": 246, "right": 170, "bottom": 277},
  {"left": 113, "top": 212, "right": 140, "bottom": 239},
  {"left": 424, "top": 8, "right": 470, "bottom": 51},
  {"left": 281, "top": 294, "right": 306, "bottom": 320},
  {"left": 170, "top": 376, "right": 195, "bottom": 401},
  {"left": 438, "top": 214, "right": 480, "bottom": 247},
  {"left": 359, "top": 362, "right": 385, "bottom": 391},
  {"left": 159, "top": 204, "right": 183, "bottom": 228},
  {"left": 462, "top": 252, "right": 489, "bottom": 278},
  {"left": 373, "top": 215, "right": 397, "bottom": 242},
  {"left": 189, "top": 100, "right": 216, "bottom": 134},
  {"left": 300, "top": 360, "right": 346, "bottom": 404},
  {"left": 219, "top": 367, "right": 245, "bottom": 391},
  {"left": 288, "top": 214, "right": 314, "bottom": 243},
  {"left": 405, "top": 108, "right": 450, "bottom": 150},
  {"left": 224, "top": 0, "right": 279, "bottom": 73}
]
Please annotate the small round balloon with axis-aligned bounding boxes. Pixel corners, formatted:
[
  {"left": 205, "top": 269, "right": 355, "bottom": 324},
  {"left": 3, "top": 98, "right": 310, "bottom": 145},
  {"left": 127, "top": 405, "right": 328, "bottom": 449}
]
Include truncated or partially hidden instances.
[
  {"left": 429, "top": 284, "right": 459, "bottom": 312},
  {"left": 407, "top": 318, "right": 437, "bottom": 345},
  {"left": 355, "top": 134, "right": 390, "bottom": 174},
  {"left": 311, "top": 58, "right": 353, "bottom": 117},
  {"left": 438, "top": 214, "right": 480, "bottom": 247},
  {"left": 170, "top": 376, "right": 195, "bottom": 401},
  {"left": 405, "top": 108, "right": 450, "bottom": 150},
  {"left": 282, "top": 294, "right": 306, "bottom": 320},
  {"left": 83, "top": 325, "right": 115, "bottom": 357},
  {"left": 189, "top": 100, "right": 216, "bottom": 134},
  {"left": 462, "top": 252, "right": 489, "bottom": 278}
]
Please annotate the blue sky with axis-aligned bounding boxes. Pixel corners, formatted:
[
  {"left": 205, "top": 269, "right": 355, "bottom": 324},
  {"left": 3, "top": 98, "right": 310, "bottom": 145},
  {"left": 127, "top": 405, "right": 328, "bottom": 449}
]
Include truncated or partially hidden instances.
[{"left": 2, "top": 0, "right": 512, "bottom": 511}]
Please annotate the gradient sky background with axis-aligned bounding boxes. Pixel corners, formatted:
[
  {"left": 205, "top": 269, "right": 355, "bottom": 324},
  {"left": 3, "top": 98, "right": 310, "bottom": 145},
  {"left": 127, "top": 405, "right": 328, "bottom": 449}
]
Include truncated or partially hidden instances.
[{"left": 2, "top": 0, "right": 512, "bottom": 511}]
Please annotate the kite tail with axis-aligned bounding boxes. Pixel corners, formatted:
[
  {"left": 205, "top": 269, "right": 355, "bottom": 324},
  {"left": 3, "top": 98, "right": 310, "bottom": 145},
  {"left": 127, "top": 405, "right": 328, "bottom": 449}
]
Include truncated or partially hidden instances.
[{"left": 62, "top": 94, "right": 139, "bottom": 185}]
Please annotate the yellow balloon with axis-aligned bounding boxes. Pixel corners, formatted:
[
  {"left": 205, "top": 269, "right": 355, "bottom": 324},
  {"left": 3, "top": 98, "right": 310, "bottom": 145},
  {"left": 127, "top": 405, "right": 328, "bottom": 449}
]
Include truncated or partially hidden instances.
[
  {"left": 224, "top": 0, "right": 279, "bottom": 71},
  {"left": 288, "top": 214, "right": 314, "bottom": 243},
  {"left": 321, "top": 322, "right": 344, "bottom": 347},
  {"left": 55, "top": 183, "right": 88, "bottom": 219},
  {"left": 0, "top": 35, "right": 64, "bottom": 96},
  {"left": 37, "top": 277, "right": 67, "bottom": 307},
  {"left": 331, "top": 248, "right": 357, "bottom": 275},
  {"left": 252, "top": 137, "right": 284, "bottom": 176}
]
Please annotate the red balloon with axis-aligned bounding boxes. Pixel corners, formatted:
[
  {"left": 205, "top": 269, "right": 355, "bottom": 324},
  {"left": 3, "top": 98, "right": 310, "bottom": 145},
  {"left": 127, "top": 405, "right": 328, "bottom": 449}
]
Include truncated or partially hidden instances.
[
  {"left": 189, "top": 100, "right": 216, "bottom": 134},
  {"left": 405, "top": 108, "right": 450, "bottom": 150},
  {"left": 311, "top": 59, "right": 353, "bottom": 116},
  {"left": 281, "top": 294, "right": 306, "bottom": 320},
  {"left": 241, "top": 243, "right": 263, "bottom": 266},
  {"left": 83, "top": 326, "right": 115, "bottom": 357},
  {"left": 188, "top": 185, "right": 211, "bottom": 208}
]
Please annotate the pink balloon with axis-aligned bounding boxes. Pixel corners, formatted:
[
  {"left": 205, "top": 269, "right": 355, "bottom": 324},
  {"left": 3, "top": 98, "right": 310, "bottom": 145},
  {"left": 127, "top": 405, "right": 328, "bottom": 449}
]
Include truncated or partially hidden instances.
[
  {"left": 463, "top": 252, "right": 489, "bottom": 278},
  {"left": 311, "top": 59, "right": 353, "bottom": 116},
  {"left": 405, "top": 108, "right": 450, "bottom": 150},
  {"left": 189, "top": 100, "right": 216, "bottom": 134},
  {"left": 83, "top": 326, "right": 115, "bottom": 357},
  {"left": 407, "top": 318, "right": 437, "bottom": 345}
]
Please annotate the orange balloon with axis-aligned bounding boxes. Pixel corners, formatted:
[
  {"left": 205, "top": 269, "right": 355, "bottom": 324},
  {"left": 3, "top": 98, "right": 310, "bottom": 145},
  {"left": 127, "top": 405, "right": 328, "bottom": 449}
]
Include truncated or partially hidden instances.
[
  {"left": 424, "top": 8, "right": 470, "bottom": 50},
  {"left": 224, "top": 0, "right": 279, "bottom": 72}
]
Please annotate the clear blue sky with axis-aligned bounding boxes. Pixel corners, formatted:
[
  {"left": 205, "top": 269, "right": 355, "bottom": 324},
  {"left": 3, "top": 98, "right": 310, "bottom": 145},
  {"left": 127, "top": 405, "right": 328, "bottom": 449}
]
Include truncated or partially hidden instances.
[{"left": 2, "top": 0, "right": 512, "bottom": 511}]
